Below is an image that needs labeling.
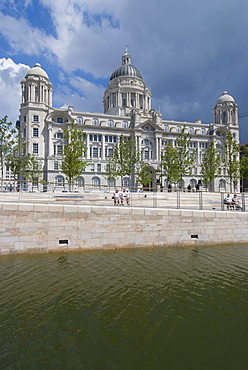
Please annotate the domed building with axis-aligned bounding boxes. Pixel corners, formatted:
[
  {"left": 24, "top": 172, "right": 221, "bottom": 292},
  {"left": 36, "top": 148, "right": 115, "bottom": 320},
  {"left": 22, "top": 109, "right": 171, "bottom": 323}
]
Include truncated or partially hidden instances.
[{"left": 18, "top": 50, "right": 239, "bottom": 192}]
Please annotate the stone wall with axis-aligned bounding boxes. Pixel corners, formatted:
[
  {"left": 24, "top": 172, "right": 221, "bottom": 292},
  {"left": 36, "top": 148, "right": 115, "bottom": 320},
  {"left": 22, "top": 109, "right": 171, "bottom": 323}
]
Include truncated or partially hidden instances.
[{"left": 0, "top": 202, "right": 248, "bottom": 255}]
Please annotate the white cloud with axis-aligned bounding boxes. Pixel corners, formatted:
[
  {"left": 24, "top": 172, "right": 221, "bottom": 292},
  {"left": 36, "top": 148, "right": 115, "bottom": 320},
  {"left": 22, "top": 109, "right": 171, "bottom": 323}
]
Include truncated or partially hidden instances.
[{"left": 0, "top": 58, "right": 29, "bottom": 124}]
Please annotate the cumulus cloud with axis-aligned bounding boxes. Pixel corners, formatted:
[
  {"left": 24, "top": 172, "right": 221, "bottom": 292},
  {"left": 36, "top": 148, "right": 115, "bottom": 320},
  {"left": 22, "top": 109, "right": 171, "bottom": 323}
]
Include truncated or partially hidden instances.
[
  {"left": 1, "top": 0, "right": 248, "bottom": 141},
  {"left": 0, "top": 58, "right": 29, "bottom": 124}
]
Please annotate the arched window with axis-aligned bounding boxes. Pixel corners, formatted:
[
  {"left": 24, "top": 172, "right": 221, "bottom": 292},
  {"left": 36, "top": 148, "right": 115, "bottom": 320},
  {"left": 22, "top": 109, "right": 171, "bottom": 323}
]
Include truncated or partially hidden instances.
[
  {"left": 77, "top": 116, "right": 83, "bottom": 125},
  {"left": 201, "top": 128, "right": 206, "bottom": 135},
  {"left": 92, "top": 118, "right": 99, "bottom": 126},
  {"left": 122, "top": 121, "right": 128, "bottom": 129},
  {"left": 55, "top": 175, "right": 64, "bottom": 187},
  {"left": 164, "top": 124, "right": 169, "bottom": 132},
  {"left": 190, "top": 179, "right": 197, "bottom": 187},
  {"left": 189, "top": 127, "right": 194, "bottom": 134},
  {"left": 177, "top": 126, "right": 182, "bottom": 133},
  {"left": 76, "top": 177, "right": 84, "bottom": 187},
  {"left": 122, "top": 178, "right": 129, "bottom": 187},
  {"left": 92, "top": 176, "right": 100, "bottom": 187},
  {"left": 108, "top": 119, "right": 114, "bottom": 127},
  {"left": 108, "top": 178, "right": 116, "bottom": 187}
]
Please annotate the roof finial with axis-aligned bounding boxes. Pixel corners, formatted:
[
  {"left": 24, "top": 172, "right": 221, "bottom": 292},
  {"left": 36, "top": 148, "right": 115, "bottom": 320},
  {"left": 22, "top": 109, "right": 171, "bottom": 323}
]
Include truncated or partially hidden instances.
[{"left": 125, "top": 45, "right": 129, "bottom": 53}]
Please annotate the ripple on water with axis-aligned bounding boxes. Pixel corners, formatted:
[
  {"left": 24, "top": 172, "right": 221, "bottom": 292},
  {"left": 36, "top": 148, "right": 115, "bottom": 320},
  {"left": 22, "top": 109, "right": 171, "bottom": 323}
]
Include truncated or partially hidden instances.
[{"left": 1, "top": 245, "right": 248, "bottom": 370}]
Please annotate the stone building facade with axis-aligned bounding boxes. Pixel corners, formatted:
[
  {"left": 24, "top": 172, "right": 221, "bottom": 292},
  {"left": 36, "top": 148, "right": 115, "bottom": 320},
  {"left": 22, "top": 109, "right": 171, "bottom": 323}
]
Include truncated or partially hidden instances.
[{"left": 19, "top": 50, "right": 239, "bottom": 192}]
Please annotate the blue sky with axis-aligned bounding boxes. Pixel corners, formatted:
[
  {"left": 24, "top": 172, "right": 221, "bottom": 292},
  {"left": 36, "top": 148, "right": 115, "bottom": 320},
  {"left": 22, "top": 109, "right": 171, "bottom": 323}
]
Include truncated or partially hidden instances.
[{"left": 1, "top": 0, "right": 248, "bottom": 142}]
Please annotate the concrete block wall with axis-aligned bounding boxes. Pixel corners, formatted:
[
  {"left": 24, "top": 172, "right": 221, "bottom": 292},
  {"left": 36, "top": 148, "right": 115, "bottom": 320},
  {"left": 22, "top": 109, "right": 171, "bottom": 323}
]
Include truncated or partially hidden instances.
[{"left": 0, "top": 202, "right": 248, "bottom": 255}]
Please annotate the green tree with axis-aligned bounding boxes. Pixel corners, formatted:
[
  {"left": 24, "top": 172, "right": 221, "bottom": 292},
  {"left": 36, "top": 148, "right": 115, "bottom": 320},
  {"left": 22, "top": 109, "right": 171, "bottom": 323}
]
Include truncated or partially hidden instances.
[
  {"left": 240, "top": 145, "right": 248, "bottom": 191},
  {"left": 176, "top": 127, "right": 196, "bottom": 185},
  {"left": 60, "top": 120, "right": 88, "bottom": 191},
  {"left": 0, "top": 116, "right": 17, "bottom": 191},
  {"left": 107, "top": 133, "right": 139, "bottom": 185},
  {"left": 160, "top": 128, "right": 196, "bottom": 188},
  {"left": 136, "top": 159, "right": 153, "bottom": 189},
  {"left": 225, "top": 131, "right": 240, "bottom": 192},
  {"left": 161, "top": 141, "right": 181, "bottom": 185},
  {"left": 23, "top": 156, "right": 43, "bottom": 192},
  {"left": 200, "top": 141, "right": 222, "bottom": 190},
  {"left": 5, "top": 127, "right": 31, "bottom": 191}
]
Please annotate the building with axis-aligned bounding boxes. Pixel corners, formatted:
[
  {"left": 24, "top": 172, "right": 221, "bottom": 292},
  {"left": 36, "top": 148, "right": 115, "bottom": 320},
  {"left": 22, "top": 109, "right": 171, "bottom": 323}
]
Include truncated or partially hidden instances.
[{"left": 19, "top": 50, "right": 239, "bottom": 192}]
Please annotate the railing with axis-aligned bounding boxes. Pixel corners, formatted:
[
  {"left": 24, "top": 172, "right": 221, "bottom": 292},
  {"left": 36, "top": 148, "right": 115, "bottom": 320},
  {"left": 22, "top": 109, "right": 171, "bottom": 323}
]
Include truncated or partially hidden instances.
[{"left": 0, "top": 178, "right": 246, "bottom": 212}]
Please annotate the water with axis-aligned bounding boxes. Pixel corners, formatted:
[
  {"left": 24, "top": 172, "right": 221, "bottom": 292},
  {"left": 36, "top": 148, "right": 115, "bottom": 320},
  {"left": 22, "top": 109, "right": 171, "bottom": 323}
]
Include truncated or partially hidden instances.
[{"left": 1, "top": 245, "right": 248, "bottom": 370}]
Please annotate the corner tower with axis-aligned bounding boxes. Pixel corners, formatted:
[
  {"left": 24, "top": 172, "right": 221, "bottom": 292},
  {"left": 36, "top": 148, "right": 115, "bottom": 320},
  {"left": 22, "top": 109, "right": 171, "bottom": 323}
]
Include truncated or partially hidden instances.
[
  {"left": 103, "top": 50, "right": 152, "bottom": 116},
  {"left": 213, "top": 91, "right": 238, "bottom": 126}
]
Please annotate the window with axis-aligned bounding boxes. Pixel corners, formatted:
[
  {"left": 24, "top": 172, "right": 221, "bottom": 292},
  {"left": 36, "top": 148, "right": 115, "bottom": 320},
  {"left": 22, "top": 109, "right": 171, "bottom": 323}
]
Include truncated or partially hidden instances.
[
  {"left": 144, "top": 150, "right": 149, "bottom": 160},
  {"left": 89, "top": 134, "right": 101, "bottom": 142},
  {"left": 55, "top": 132, "right": 64, "bottom": 139},
  {"left": 24, "top": 116, "right": 26, "bottom": 123},
  {"left": 54, "top": 161, "right": 59, "bottom": 170},
  {"left": 97, "top": 164, "right": 101, "bottom": 173},
  {"left": 108, "top": 119, "right": 114, "bottom": 127},
  {"left": 90, "top": 163, "right": 94, "bottom": 172},
  {"left": 189, "top": 127, "right": 194, "bottom": 134},
  {"left": 108, "top": 178, "right": 116, "bottom": 187},
  {"left": 92, "top": 148, "right": 98, "bottom": 158},
  {"left": 233, "top": 133, "right": 236, "bottom": 139},
  {"left": 77, "top": 116, "right": 83, "bottom": 125},
  {"left": 201, "top": 128, "right": 206, "bottom": 135},
  {"left": 163, "top": 124, "right": 169, "bottom": 132},
  {"left": 23, "top": 128, "right": 26, "bottom": 138},
  {"left": 177, "top": 126, "right": 182, "bottom": 133},
  {"left": 190, "top": 141, "right": 196, "bottom": 148},
  {"left": 123, "top": 121, "right": 128, "bottom": 129},
  {"left": 57, "top": 117, "right": 64, "bottom": 124},
  {"left": 33, "top": 143, "right": 38, "bottom": 154},
  {"left": 142, "top": 139, "right": 152, "bottom": 145},
  {"left": 92, "top": 118, "right": 99, "bottom": 126},
  {"left": 55, "top": 175, "right": 64, "bottom": 187},
  {"left": 76, "top": 177, "right": 84, "bottom": 187},
  {"left": 92, "top": 177, "right": 100, "bottom": 187},
  {"left": 33, "top": 127, "right": 39, "bottom": 137},
  {"left": 57, "top": 145, "right": 63, "bottom": 155},
  {"left": 33, "top": 115, "right": 39, "bottom": 122},
  {"left": 105, "top": 135, "right": 116, "bottom": 143},
  {"left": 122, "top": 178, "right": 129, "bottom": 187},
  {"left": 108, "top": 148, "right": 113, "bottom": 158}
]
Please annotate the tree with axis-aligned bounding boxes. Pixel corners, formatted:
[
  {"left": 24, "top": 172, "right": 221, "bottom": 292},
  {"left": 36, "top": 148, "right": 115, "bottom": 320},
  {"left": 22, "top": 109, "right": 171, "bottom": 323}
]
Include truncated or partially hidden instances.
[
  {"left": 107, "top": 133, "right": 139, "bottom": 186},
  {"left": 224, "top": 131, "right": 240, "bottom": 192},
  {"left": 23, "top": 156, "right": 43, "bottom": 192},
  {"left": 136, "top": 159, "right": 153, "bottom": 189},
  {"left": 161, "top": 141, "right": 181, "bottom": 185},
  {"left": 176, "top": 127, "right": 196, "bottom": 185},
  {"left": 60, "top": 120, "right": 88, "bottom": 191},
  {"left": 240, "top": 145, "right": 248, "bottom": 191},
  {"left": 0, "top": 116, "right": 17, "bottom": 191},
  {"left": 5, "top": 127, "right": 31, "bottom": 191},
  {"left": 160, "top": 127, "right": 196, "bottom": 188},
  {"left": 200, "top": 141, "right": 222, "bottom": 190}
]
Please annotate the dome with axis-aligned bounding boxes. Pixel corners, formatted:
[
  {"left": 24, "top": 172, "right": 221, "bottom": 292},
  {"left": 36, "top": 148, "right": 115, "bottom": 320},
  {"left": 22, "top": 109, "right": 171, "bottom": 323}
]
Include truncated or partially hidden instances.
[
  {"left": 26, "top": 63, "right": 49, "bottom": 79},
  {"left": 110, "top": 64, "right": 143, "bottom": 81},
  {"left": 217, "top": 91, "right": 235, "bottom": 104},
  {"left": 110, "top": 50, "right": 143, "bottom": 81}
]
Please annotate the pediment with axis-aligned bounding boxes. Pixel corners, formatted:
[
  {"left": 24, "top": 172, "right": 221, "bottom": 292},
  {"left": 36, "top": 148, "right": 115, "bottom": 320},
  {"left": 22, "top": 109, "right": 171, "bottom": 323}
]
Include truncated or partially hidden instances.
[{"left": 137, "top": 121, "right": 163, "bottom": 132}]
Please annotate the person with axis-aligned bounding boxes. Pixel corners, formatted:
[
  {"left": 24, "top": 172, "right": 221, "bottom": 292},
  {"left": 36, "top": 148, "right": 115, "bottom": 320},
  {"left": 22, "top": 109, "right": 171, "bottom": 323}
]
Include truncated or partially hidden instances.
[
  {"left": 113, "top": 189, "right": 120, "bottom": 205},
  {"left": 123, "top": 188, "right": 130, "bottom": 205},
  {"left": 224, "top": 193, "right": 232, "bottom": 210},
  {"left": 119, "top": 189, "right": 124, "bottom": 206},
  {"left": 168, "top": 184, "right": 172, "bottom": 193},
  {"left": 232, "top": 194, "right": 242, "bottom": 210},
  {"left": 187, "top": 184, "right": 191, "bottom": 192}
]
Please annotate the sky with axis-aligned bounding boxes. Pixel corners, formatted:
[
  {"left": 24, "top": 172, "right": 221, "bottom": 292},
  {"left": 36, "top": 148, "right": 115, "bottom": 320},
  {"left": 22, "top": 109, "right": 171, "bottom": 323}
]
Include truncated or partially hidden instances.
[{"left": 0, "top": 0, "right": 248, "bottom": 143}]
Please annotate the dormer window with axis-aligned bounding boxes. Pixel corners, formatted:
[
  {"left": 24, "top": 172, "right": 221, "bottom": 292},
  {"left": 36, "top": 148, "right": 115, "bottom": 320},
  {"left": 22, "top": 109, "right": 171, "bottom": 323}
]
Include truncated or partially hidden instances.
[
  {"left": 92, "top": 118, "right": 99, "bottom": 126},
  {"left": 56, "top": 117, "right": 64, "bottom": 123}
]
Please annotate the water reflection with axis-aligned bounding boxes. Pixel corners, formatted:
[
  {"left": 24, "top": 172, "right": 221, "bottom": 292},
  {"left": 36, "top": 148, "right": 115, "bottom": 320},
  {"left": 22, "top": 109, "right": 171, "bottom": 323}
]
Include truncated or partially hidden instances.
[{"left": 1, "top": 245, "right": 248, "bottom": 370}]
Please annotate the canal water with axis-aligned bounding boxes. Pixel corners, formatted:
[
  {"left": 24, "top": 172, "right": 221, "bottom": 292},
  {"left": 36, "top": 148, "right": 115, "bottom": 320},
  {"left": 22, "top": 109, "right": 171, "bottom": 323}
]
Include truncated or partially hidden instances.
[{"left": 1, "top": 245, "right": 248, "bottom": 370}]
